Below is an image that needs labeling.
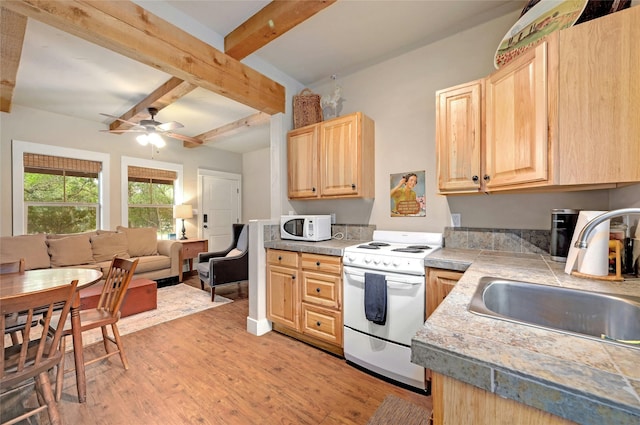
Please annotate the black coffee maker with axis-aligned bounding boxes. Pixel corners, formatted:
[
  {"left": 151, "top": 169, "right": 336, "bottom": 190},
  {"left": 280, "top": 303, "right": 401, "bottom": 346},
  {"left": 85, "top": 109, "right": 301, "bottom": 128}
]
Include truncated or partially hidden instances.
[{"left": 550, "top": 209, "right": 579, "bottom": 262}]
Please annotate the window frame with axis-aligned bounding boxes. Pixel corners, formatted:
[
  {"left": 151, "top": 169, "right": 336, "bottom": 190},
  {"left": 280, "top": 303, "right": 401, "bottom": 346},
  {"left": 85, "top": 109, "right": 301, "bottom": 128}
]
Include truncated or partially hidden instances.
[
  {"left": 12, "top": 140, "right": 110, "bottom": 235},
  {"left": 120, "top": 156, "right": 184, "bottom": 232}
]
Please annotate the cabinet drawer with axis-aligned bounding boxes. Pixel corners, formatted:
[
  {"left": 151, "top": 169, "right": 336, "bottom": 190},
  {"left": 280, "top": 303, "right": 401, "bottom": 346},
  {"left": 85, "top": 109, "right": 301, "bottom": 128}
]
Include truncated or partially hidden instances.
[
  {"left": 301, "top": 303, "right": 343, "bottom": 347},
  {"left": 301, "top": 271, "right": 341, "bottom": 308},
  {"left": 267, "top": 249, "right": 299, "bottom": 268},
  {"left": 301, "top": 253, "right": 341, "bottom": 275},
  {"left": 182, "top": 241, "right": 207, "bottom": 259}
]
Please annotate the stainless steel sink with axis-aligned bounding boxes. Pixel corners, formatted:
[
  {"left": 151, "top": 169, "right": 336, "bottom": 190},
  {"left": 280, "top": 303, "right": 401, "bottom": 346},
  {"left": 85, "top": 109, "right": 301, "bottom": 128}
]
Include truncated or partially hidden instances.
[{"left": 468, "top": 277, "right": 640, "bottom": 348}]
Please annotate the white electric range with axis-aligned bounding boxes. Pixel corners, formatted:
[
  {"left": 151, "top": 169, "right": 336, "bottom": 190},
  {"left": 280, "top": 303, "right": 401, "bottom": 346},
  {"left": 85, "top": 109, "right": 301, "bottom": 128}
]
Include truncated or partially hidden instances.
[{"left": 342, "top": 230, "right": 443, "bottom": 391}]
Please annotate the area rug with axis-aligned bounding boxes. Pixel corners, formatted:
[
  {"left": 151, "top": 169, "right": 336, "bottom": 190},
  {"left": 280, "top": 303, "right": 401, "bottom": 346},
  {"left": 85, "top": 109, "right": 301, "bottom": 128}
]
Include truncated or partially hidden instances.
[
  {"left": 81, "top": 283, "right": 232, "bottom": 346},
  {"left": 366, "top": 394, "right": 432, "bottom": 425}
]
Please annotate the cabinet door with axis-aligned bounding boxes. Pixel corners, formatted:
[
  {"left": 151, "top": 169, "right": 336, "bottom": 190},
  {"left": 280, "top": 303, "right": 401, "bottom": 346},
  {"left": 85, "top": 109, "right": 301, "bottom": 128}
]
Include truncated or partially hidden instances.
[
  {"left": 557, "top": 6, "right": 640, "bottom": 185},
  {"left": 426, "top": 269, "right": 463, "bottom": 319},
  {"left": 436, "top": 80, "right": 483, "bottom": 194},
  {"left": 319, "top": 113, "right": 361, "bottom": 197},
  {"left": 266, "top": 264, "right": 299, "bottom": 330},
  {"left": 485, "top": 41, "right": 549, "bottom": 191},
  {"left": 287, "top": 125, "right": 319, "bottom": 199}
]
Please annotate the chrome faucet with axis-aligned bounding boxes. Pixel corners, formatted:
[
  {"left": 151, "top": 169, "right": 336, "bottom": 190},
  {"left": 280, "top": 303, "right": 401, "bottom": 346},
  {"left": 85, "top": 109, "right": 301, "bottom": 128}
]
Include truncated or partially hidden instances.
[{"left": 574, "top": 208, "right": 640, "bottom": 248}]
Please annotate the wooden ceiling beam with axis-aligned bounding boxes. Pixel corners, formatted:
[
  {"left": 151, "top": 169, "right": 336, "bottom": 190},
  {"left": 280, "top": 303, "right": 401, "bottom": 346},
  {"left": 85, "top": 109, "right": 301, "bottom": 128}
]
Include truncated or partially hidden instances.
[
  {"left": 185, "top": 112, "right": 271, "bottom": 148},
  {"left": 225, "top": 0, "right": 336, "bottom": 60},
  {"left": 109, "top": 77, "right": 197, "bottom": 131},
  {"left": 0, "top": 7, "right": 27, "bottom": 113},
  {"left": 2, "top": 0, "right": 285, "bottom": 115}
]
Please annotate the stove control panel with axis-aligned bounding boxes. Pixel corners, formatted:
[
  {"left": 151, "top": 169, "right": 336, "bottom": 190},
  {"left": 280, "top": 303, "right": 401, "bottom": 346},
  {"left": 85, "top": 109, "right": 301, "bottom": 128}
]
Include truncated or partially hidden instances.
[{"left": 343, "top": 253, "right": 426, "bottom": 275}]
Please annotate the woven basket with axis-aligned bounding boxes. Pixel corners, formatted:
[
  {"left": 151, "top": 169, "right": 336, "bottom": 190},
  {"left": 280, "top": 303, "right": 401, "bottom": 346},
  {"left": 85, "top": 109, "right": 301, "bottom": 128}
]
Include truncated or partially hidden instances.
[{"left": 293, "top": 88, "right": 323, "bottom": 129}]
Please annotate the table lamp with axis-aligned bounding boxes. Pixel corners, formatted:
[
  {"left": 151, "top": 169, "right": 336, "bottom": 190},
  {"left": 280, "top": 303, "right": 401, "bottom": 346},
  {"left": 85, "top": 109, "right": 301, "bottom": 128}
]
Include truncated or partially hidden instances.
[{"left": 173, "top": 204, "right": 193, "bottom": 240}]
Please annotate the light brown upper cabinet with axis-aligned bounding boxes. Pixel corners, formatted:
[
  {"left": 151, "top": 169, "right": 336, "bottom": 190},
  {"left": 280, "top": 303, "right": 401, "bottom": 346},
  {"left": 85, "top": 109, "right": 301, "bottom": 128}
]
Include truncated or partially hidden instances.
[
  {"left": 287, "top": 112, "right": 375, "bottom": 200},
  {"left": 436, "top": 80, "right": 484, "bottom": 193},
  {"left": 436, "top": 6, "right": 640, "bottom": 195}
]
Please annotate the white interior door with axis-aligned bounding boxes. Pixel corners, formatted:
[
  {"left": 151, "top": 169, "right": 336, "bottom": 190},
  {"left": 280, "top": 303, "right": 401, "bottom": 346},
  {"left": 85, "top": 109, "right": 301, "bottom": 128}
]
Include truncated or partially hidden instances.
[{"left": 201, "top": 173, "right": 241, "bottom": 252}]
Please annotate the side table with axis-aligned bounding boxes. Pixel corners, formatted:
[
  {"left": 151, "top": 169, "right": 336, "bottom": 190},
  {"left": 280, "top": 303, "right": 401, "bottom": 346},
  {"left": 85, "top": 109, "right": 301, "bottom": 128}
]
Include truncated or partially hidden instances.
[{"left": 178, "top": 239, "right": 209, "bottom": 282}]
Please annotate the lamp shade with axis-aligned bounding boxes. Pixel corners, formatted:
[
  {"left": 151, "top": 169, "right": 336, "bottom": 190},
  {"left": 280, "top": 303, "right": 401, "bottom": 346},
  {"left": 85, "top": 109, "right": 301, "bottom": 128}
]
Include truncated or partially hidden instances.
[{"left": 173, "top": 204, "right": 193, "bottom": 219}]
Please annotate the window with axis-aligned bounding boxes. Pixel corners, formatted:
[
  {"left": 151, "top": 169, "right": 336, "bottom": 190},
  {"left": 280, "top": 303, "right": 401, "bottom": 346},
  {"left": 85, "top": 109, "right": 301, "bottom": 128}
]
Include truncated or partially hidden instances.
[
  {"left": 127, "top": 166, "right": 176, "bottom": 237},
  {"left": 23, "top": 154, "right": 101, "bottom": 233},
  {"left": 120, "top": 157, "right": 184, "bottom": 240}
]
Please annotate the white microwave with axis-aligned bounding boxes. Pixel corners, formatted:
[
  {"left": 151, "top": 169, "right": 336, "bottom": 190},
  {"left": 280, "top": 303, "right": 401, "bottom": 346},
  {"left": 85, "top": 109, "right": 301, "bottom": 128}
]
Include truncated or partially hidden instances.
[{"left": 280, "top": 215, "right": 332, "bottom": 242}]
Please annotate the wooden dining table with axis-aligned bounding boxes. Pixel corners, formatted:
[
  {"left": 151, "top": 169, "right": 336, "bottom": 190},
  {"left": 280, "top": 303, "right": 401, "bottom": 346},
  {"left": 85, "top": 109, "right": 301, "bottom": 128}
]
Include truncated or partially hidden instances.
[{"left": 1, "top": 267, "right": 103, "bottom": 403}]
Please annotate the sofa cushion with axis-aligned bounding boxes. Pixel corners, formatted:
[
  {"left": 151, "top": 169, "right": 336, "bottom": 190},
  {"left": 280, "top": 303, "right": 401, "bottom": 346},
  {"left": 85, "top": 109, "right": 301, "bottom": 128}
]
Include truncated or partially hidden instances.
[
  {"left": 116, "top": 226, "right": 158, "bottom": 257},
  {"left": 47, "top": 230, "right": 98, "bottom": 240},
  {"left": 0, "top": 233, "right": 51, "bottom": 270},
  {"left": 134, "top": 255, "right": 170, "bottom": 274},
  {"left": 90, "top": 232, "right": 130, "bottom": 262},
  {"left": 47, "top": 234, "right": 95, "bottom": 267}
]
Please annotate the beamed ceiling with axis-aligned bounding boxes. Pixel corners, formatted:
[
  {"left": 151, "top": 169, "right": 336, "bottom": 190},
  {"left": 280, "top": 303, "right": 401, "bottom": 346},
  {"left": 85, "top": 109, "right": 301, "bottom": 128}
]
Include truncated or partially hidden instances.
[{"left": 1, "top": 1, "right": 524, "bottom": 153}]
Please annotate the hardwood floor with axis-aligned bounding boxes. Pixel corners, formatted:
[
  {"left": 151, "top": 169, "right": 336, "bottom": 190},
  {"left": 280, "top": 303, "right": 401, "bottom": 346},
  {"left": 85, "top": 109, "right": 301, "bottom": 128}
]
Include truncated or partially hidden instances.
[{"left": 3, "top": 275, "right": 432, "bottom": 424}]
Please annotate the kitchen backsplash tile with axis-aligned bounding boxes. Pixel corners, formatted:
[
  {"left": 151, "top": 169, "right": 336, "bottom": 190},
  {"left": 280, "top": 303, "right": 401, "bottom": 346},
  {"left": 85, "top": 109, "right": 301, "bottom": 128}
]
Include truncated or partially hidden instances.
[
  {"left": 444, "top": 227, "right": 550, "bottom": 254},
  {"left": 263, "top": 224, "right": 375, "bottom": 242}
]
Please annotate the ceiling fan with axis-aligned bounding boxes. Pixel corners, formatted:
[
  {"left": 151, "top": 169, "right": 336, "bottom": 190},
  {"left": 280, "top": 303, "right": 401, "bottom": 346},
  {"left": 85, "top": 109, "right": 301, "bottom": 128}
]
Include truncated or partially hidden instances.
[{"left": 100, "top": 107, "right": 203, "bottom": 146}]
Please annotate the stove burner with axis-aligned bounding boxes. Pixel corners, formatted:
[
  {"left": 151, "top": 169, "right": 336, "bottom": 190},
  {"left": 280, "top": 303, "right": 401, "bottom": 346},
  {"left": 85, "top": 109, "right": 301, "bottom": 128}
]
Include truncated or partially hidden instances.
[
  {"left": 369, "top": 242, "right": 390, "bottom": 247},
  {"left": 357, "top": 245, "right": 380, "bottom": 249},
  {"left": 406, "top": 245, "right": 432, "bottom": 250},
  {"left": 391, "top": 248, "right": 424, "bottom": 253}
]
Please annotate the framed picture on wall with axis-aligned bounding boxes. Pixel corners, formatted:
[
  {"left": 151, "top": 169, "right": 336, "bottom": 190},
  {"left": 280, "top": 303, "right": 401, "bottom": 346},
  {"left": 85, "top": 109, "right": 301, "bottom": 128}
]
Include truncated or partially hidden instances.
[{"left": 390, "top": 170, "right": 426, "bottom": 217}]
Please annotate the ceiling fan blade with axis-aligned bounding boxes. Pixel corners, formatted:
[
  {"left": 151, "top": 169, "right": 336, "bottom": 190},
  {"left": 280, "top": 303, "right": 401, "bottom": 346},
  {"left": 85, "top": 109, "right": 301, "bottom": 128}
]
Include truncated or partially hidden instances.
[
  {"left": 99, "top": 129, "right": 147, "bottom": 134},
  {"left": 157, "top": 121, "right": 184, "bottom": 132},
  {"left": 99, "top": 112, "right": 140, "bottom": 127},
  {"left": 165, "top": 132, "right": 203, "bottom": 145}
]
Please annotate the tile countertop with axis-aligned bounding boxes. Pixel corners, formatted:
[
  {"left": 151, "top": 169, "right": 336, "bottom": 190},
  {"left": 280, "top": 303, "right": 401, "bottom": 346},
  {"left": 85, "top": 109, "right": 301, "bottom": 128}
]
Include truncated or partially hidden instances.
[
  {"left": 263, "top": 238, "right": 358, "bottom": 256},
  {"left": 414, "top": 248, "right": 640, "bottom": 425}
]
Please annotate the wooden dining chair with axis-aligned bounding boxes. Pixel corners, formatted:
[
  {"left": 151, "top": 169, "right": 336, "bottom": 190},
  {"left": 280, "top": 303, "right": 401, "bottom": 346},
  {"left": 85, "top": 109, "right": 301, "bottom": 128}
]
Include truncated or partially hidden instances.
[
  {"left": 0, "top": 258, "right": 25, "bottom": 275},
  {"left": 1, "top": 258, "right": 28, "bottom": 344},
  {"left": 1, "top": 279, "right": 78, "bottom": 425},
  {"left": 48, "top": 257, "right": 139, "bottom": 400}
]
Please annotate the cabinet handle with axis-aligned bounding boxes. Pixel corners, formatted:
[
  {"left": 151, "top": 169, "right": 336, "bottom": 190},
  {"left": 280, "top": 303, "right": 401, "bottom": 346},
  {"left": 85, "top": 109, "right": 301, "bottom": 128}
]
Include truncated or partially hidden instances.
[
  {"left": 483, "top": 175, "right": 490, "bottom": 182},
  {"left": 316, "top": 261, "right": 321, "bottom": 266},
  {"left": 472, "top": 175, "right": 479, "bottom": 183},
  {"left": 316, "top": 321, "right": 321, "bottom": 327},
  {"left": 351, "top": 183, "right": 356, "bottom": 190},
  {"left": 278, "top": 256, "right": 282, "bottom": 261},
  {"left": 291, "top": 275, "right": 296, "bottom": 280},
  {"left": 312, "top": 187, "right": 316, "bottom": 192},
  {"left": 316, "top": 287, "right": 321, "bottom": 293}
]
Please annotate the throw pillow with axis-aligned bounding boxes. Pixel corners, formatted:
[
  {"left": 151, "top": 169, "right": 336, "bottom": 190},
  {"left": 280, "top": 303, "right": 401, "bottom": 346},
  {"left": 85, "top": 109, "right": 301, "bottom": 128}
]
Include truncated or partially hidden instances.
[
  {"left": 116, "top": 226, "right": 158, "bottom": 257},
  {"left": 47, "top": 234, "right": 95, "bottom": 267},
  {"left": 47, "top": 230, "right": 98, "bottom": 240},
  {"left": 236, "top": 225, "right": 248, "bottom": 252},
  {"left": 225, "top": 248, "right": 243, "bottom": 258},
  {"left": 91, "top": 232, "right": 130, "bottom": 262},
  {"left": 0, "top": 233, "right": 51, "bottom": 270}
]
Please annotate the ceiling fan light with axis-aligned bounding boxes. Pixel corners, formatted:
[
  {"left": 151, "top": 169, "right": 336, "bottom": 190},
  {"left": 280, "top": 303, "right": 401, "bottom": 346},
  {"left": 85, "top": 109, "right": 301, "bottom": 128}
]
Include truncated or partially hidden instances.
[
  {"left": 149, "top": 132, "right": 165, "bottom": 147},
  {"left": 136, "top": 134, "right": 149, "bottom": 145}
]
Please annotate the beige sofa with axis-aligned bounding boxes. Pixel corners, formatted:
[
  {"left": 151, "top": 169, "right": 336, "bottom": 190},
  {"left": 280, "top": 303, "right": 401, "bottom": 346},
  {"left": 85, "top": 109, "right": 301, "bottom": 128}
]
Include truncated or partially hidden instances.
[{"left": 0, "top": 226, "right": 182, "bottom": 282}]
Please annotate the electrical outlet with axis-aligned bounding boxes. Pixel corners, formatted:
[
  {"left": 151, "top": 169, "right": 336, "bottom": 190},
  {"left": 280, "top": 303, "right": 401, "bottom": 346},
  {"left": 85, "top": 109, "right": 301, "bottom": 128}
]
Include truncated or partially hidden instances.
[{"left": 451, "top": 213, "right": 461, "bottom": 228}]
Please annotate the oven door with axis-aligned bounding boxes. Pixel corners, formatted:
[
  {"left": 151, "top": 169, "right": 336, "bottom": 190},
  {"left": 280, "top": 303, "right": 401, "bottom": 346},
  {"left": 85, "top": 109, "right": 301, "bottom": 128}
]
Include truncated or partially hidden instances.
[{"left": 343, "top": 266, "right": 425, "bottom": 346}]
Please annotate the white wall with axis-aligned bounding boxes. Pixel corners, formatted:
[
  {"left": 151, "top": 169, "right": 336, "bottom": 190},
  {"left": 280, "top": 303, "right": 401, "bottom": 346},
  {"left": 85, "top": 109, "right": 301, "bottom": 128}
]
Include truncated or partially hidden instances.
[
  {"left": 297, "top": 9, "right": 640, "bottom": 231},
  {"left": 0, "top": 105, "right": 243, "bottom": 236},
  {"left": 242, "top": 147, "right": 271, "bottom": 221}
]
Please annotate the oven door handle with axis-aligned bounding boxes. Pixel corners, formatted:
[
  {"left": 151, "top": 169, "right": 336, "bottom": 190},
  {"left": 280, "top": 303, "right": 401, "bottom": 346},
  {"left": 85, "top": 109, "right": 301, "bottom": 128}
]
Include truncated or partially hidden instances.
[{"left": 343, "top": 269, "right": 424, "bottom": 287}]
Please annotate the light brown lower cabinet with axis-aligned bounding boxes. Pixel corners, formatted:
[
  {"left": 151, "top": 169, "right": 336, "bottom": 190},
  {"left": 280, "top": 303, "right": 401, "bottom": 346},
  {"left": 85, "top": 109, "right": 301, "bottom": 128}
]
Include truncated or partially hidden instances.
[
  {"left": 432, "top": 373, "right": 577, "bottom": 425},
  {"left": 267, "top": 249, "right": 343, "bottom": 356}
]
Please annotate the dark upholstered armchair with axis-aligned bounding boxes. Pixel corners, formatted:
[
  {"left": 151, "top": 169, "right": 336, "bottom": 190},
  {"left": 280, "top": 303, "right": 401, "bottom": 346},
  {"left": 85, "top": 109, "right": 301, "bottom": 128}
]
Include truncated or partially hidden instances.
[{"left": 196, "top": 223, "right": 248, "bottom": 301}]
